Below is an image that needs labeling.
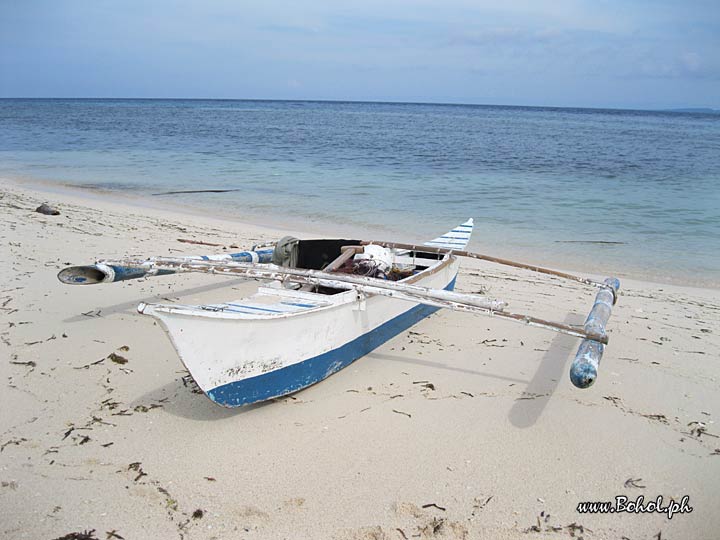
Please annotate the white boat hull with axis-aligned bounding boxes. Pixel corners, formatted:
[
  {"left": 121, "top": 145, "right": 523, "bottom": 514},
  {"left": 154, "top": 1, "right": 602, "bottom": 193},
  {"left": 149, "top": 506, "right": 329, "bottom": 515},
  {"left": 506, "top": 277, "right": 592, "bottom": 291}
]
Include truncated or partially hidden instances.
[{"left": 142, "top": 257, "right": 460, "bottom": 407}]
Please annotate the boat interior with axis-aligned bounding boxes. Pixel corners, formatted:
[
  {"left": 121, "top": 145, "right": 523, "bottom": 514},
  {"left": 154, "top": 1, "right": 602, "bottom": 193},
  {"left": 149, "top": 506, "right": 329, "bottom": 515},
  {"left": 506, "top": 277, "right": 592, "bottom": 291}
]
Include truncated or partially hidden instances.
[
  {"left": 189, "top": 239, "right": 450, "bottom": 315},
  {"left": 293, "top": 239, "right": 362, "bottom": 270},
  {"left": 284, "top": 239, "right": 445, "bottom": 295}
]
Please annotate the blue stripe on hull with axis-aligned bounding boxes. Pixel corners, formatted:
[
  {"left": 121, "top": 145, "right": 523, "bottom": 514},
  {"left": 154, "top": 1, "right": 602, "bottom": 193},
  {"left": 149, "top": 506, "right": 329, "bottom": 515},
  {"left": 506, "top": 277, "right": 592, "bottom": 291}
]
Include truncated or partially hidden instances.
[{"left": 206, "top": 276, "right": 457, "bottom": 407}]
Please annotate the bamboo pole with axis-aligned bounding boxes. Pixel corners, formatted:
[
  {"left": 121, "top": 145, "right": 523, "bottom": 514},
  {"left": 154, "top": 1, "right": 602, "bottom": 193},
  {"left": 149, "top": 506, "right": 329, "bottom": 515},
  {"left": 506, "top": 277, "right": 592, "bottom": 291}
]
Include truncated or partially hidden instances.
[
  {"left": 104, "top": 257, "right": 609, "bottom": 344},
  {"left": 123, "top": 256, "right": 506, "bottom": 312},
  {"left": 361, "top": 240, "right": 616, "bottom": 295}
]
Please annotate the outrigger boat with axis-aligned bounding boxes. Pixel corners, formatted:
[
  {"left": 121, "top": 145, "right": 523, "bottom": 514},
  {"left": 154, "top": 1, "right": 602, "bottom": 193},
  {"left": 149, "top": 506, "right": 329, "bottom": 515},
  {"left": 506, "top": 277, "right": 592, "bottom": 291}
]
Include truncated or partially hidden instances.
[{"left": 58, "top": 219, "right": 620, "bottom": 407}]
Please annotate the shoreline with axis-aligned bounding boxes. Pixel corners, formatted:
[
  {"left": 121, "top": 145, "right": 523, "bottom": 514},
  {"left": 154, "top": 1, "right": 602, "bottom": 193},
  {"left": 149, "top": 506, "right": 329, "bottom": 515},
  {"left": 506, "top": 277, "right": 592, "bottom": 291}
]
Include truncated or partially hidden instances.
[
  {"left": 3, "top": 174, "right": 717, "bottom": 291},
  {"left": 1, "top": 179, "right": 719, "bottom": 539}
]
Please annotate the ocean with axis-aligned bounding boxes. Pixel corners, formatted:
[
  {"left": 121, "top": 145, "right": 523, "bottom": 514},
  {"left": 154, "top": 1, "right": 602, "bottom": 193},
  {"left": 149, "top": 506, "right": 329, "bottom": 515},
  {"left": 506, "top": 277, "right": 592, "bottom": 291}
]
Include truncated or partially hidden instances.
[{"left": 1, "top": 98, "right": 718, "bottom": 286}]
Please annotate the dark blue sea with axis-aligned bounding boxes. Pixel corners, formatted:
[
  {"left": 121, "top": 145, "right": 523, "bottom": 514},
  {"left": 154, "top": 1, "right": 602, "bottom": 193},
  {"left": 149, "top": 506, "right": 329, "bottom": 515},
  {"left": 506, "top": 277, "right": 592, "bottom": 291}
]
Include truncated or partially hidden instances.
[{"left": 1, "top": 99, "right": 718, "bottom": 286}]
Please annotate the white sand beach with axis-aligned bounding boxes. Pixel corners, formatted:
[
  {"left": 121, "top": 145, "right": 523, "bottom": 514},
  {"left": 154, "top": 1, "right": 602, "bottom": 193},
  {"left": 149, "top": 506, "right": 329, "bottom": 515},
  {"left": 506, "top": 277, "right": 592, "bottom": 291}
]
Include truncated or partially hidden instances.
[{"left": 1, "top": 179, "right": 719, "bottom": 540}]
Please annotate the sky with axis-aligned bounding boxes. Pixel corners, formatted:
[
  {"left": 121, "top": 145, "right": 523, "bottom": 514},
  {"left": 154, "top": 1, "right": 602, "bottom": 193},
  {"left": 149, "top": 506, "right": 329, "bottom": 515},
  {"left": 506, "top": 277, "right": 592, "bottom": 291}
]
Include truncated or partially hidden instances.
[{"left": 1, "top": 0, "right": 719, "bottom": 109}]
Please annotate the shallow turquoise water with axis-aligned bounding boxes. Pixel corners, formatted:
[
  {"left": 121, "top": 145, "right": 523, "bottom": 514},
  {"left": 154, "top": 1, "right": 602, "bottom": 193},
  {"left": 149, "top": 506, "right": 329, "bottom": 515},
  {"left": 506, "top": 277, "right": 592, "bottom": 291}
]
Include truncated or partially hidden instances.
[{"left": 1, "top": 99, "right": 718, "bottom": 285}]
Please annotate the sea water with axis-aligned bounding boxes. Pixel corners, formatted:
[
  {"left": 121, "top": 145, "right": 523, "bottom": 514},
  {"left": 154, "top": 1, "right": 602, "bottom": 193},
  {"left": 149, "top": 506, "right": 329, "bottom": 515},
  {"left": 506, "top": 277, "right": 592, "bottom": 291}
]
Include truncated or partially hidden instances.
[{"left": 1, "top": 99, "right": 718, "bottom": 286}]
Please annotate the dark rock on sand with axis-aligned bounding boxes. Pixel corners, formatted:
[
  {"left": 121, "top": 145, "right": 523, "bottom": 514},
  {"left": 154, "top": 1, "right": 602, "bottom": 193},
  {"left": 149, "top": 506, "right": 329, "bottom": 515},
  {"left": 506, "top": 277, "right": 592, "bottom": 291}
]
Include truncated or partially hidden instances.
[{"left": 35, "top": 203, "right": 61, "bottom": 216}]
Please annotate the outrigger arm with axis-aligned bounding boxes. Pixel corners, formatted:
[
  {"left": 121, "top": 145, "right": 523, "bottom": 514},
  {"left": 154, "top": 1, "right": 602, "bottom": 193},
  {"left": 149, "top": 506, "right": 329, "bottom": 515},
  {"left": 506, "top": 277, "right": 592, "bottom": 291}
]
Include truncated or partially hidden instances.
[
  {"left": 361, "top": 240, "right": 622, "bottom": 388},
  {"left": 59, "top": 249, "right": 619, "bottom": 388},
  {"left": 121, "top": 257, "right": 616, "bottom": 343}
]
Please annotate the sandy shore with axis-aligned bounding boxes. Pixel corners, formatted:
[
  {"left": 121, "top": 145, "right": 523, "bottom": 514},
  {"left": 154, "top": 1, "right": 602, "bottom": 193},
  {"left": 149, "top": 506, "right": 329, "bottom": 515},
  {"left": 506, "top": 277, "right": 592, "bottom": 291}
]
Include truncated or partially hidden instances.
[{"left": 1, "top": 179, "right": 719, "bottom": 540}]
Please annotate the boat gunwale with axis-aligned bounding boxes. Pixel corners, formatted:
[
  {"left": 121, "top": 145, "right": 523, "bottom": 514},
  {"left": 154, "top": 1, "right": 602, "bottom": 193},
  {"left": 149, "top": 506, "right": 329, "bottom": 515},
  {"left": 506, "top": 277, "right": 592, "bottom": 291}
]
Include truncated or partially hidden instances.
[{"left": 141, "top": 252, "right": 455, "bottom": 320}]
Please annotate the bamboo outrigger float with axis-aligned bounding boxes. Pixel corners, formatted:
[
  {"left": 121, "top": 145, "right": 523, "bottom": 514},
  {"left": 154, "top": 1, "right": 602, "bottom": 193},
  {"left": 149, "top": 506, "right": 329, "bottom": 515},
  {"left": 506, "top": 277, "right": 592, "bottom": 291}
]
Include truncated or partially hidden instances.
[{"left": 58, "top": 219, "right": 620, "bottom": 407}]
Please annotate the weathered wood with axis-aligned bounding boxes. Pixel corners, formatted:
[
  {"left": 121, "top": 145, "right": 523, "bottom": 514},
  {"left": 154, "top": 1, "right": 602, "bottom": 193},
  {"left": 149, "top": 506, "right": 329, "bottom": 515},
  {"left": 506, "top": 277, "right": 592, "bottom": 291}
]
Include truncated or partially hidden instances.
[
  {"left": 361, "top": 240, "right": 614, "bottom": 292},
  {"left": 125, "top": 256, "right": 506, "bottom": 312},
  {"left": 104, "top": 257, "right": 609, "bottom": 344},
  {"left": 323, "top": 245, "right": 362, "bottom": 272},
  {"left": 488, "top": 311, "right": 608, "bottom": 344},
  {"left": 177, "top": 238, "right": 223, "bottom": 247}
]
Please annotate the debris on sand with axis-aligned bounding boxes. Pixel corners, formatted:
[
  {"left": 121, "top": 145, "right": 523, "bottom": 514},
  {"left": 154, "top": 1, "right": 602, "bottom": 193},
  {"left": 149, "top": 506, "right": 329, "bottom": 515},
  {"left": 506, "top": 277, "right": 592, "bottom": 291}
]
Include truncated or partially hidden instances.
[
  {"left": 0, "top": 438, "right": 28, "bottom": 452},
  {"left": 108, "top": 353, "right": 128, "bottom": 365},
  {"left": 178, "top": 238, "right": 223, "bottom": 247},
  {"left": 51, "top": 530, "right": 99, "bottom": 540},
  {"left": 624, "top": 477, "right": 646, "bottom": 489},
  {"left": 36, "top": 203, "right": 61, "bottom": 216},
  {"left": 75, "top": 349, "right": 129, "bottom": 369},
  {"left": 128, "top": 462, "right": 147, "bottom": 482}
]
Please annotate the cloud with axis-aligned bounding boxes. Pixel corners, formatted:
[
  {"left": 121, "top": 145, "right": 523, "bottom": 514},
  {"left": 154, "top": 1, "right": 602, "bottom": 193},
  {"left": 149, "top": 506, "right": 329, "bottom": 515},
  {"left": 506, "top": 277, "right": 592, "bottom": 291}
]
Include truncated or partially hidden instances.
[
  {"left": 1, "top": 0, "right": 718, "bottom": 107},
  {"left": 634, "top": 52, "right": 720, "bottom": 81}
]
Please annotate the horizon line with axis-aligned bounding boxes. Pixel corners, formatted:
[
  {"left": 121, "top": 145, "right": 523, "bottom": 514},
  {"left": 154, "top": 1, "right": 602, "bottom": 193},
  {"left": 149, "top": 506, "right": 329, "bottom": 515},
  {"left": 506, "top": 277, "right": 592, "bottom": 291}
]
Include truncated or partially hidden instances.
[{"left": 0, "top": 96, "right": 717, "bottom": 114}]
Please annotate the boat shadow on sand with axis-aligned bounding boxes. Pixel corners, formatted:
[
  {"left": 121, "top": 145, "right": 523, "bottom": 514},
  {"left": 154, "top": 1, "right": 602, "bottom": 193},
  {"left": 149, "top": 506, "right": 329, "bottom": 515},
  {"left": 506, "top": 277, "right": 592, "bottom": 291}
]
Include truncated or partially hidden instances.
[
  {"left": 128, "top": 313, "right": 584, "bottom": 423},
  {"left": 372, "top": 312, "right": 582, "bottom": 429},
  {"left": 129, "top": 379, "right": 263, "bottom": 421},
  {"left": 507, "top": 314, "right": 584, "bottom": 429}
]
